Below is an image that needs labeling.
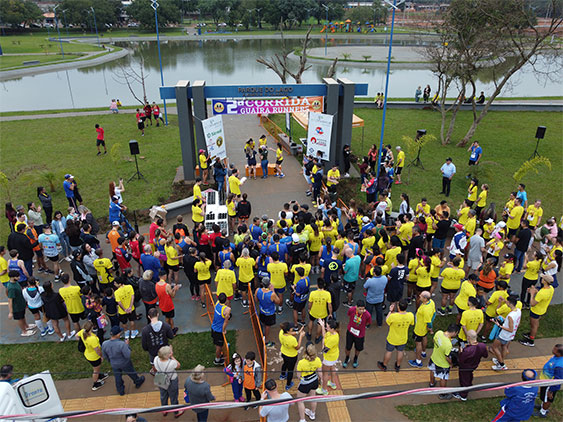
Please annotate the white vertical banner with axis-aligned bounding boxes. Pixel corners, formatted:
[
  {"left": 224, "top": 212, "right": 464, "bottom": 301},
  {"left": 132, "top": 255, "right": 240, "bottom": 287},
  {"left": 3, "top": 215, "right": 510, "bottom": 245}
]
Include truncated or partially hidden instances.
[
  {"left": 201, "top": 115, "right": 227, "bottom": 160},
  {"left": 306, "top": 112, "right": 333, "bottom": 161}
]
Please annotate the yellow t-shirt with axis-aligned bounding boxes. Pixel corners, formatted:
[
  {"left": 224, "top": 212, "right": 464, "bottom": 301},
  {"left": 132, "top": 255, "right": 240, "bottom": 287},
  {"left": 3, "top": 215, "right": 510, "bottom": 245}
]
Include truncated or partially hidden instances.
[
  {"left": 0, "top": 256, "right": 9, "bottom": 283},
  {"left": 485, "top": 290, "right": 508, "bottom": 317},
  {"left": 385, "top": 247, "right": 401, "bottom": 268},
  {"left": 377, "top": 237, "right": 387, "bottom": 254},
  {"left": 526, "top": 205, "right": 543, "bottom": 227},
  {"left": 276, "top": 148, "right": 283, "bottom": 162},
  {"left": 416, "top": 266, "right": 432, "bottom": 288},
  {"left": 386, "top": 312, "right": 414, "bottom": 346},
  {"left": 194, "top": 260, "right": 212, "bottom": 281},
  {"left": 505, "top": 199, "right": 515, "bottom": 212},
  {"left": 427, "top": 216, "right": 437, "bottom": 234},
  {"left": 236, "top": 257, "right": 256, "bottom": 283},
  {"left": 458, "top": 207, "right": 470, "bottom": 226},
  {"left": 414, "top": 300, "right": 436, "bottom": 337},
  {"left": 59, "top": 285, "right": 84, "bottom": 314},
  {"left": 398, "top": 222, "right": 414, "bottom": 245},
  {"left": 531, "top": 286, "right": 554, "bottom": 316},
  {"left": 259, "top": 137, "right": 268, "bottom": 147},
  {"left": 227, "top": 201, "right": 236, "bottom": 217},
  {"left": 396, "top": 150, "right": 405, "bottom": 168},
  {"left": 477, "top": 190, "right": 487, "bottom": 207},
  {"left": 279, "top": 330, "right": 298, "bottom": 357},
  {"left": 291, "top": 263, "right": 311, "bottom": 285},
  {"left": 459, "top": 309, "right": 484, "bottom": 341},
  {"left": 454, "top": 281, "right": 477, "bottom": 311},
  {"left": 441, "top": 267, "right": 465, "bottom": 290},
  {"left": 267, "top": 262, "right": 288, "bottom": 289},
  {"left": 523, "top": 259, "right": 541, "bottom": 280},
  {"left": 483, "top": 222, "right": 495, "bottom": 240},
  {"left": 93, "top": 257, "right": 114, "bottom": 285},
  {"left": 192, "top": 205, "right": 204, "bottom": 223},
  {"left": 408, "top": 258, "right": 420, "bottom": 282},
  {"left": 430, "top": 256, "right": 441, "bottom": 278},
  {"left": 77, "top": 330, "right": 100, "bottom": 361},
  {"left": 361, "top": 236, "right": 376, "bottom": 256},
  {"left": 115, "top": 284, "right": 135, "bottom": 315},
  {"left": 297, "top": 357, "right": 322, "bottom": 377},
  {"left": 215, "top": 268, "right": 236, "bottom": 297},
  {"left": 499, "top": 261, "right": 514, "bottom": 281},
  {"left": 229, "top": 175, "right": 241, "bottom": 195},
  {"left": 323, "top": 331, "right": 340, "bottom": 361},
  {"left": 193, "top": 184, "right": 202, "bottom": 200},
  {"left": 416, "top": 203, "right": 430, "bottom": 217},
  {"left": 199, "top": 153, "right": 208, "bottom": 170},
  {"left": 465, "top": 217, "right": 477, "bottom": 237},
  {"left": 507, "top": 205, "right": 524, "bottom": 230},
  {"left": 308, "top": 289, "right": 332, "bottom": 319},
  {"left": 326, "top": 169, "right": 340, "bottom": 187},
  {"left": 468, "top": 185, "right": 478, "bottom": 201},
  {"left": 165, "top": 244, "right": 180, "bottom": 266},
  {"left": 308, "top": 232, "right": 323, "bottom": 252}
]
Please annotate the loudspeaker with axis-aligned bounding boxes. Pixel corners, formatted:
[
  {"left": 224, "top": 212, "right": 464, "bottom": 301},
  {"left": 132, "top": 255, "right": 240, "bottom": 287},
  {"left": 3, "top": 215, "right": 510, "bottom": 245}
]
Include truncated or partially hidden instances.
[
  {"left": 129, "top": 140, "right": 139, "bottom": 155},
  {"left": 535, "top": 126, "right": 546, "bottom": 139},
  {"left": 416, "top": 129, "right": 427, "bottom": 139}
]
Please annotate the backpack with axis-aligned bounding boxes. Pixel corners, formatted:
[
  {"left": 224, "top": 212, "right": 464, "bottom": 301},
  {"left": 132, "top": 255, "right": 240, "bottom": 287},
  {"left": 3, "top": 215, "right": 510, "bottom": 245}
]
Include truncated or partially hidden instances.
[{"left": 153, "top": 359, "right": 174, "bottom": 389}]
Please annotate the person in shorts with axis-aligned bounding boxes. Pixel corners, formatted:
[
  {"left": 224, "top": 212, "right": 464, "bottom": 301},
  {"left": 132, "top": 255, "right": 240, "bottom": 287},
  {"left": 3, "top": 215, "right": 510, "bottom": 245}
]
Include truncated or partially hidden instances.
[
  {"left": 37, "top": 225, "right": 61, "bottom": 280},
  {"left": 343, "top": 300, "right": 371, "bottom": 368},
  {"left": 534, "top": 344, "right": 563, "bottom": 418},
  {"left": 317, "top": 319, "right": 340, "bottom": 395},
  {"left": 256, "top": 277, "right": 280, "bottom": 348},
  {"left": 291, "top": 267, "right": 310, "bottom": 326},
  {"left": 296, "top": 344, "right": 322, "bottom": 421},
  {"left": 114, "top": 278, "right": 138, "bottom": 339},
  {"left": 211, "top": 293, "right": 231, "bottom": 366},
  {"left": 135, "top": 109, "right": 145, "bottom": 136},
  {"left": 94, "top": 124, "right": 107, "bottom": 155},
  {"left": 58, "top": 273, "right": 84, "bottom": 334},
  {"left": 7, "top": 270, "right": 36, "bottom": 337},
  {"left": 428, "top": 324, "right": 459, "bottom": 399},
  {"left": 378, "top": 299, "right": 414, "bottom": 372}
]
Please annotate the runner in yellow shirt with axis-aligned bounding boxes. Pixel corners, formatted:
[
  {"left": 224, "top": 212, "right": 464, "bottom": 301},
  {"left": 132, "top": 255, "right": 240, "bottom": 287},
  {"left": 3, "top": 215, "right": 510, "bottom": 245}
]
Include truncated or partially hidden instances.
[
  {"left": 378, "top": 300, "right": 414, "bottom": 371},
  {"left": 228, "top": 168, "right": 243, "bottom": 196},
  {"left": 408, "top": 291, "right": 435, "bottom": 368},
  {"left": 267, "top": 252, "right": 288, "bottom": 313},
  {"left": 415, "top": 198, "right": 430, "bottom": 218},
  {"left": 521, "top": 274, "right": 554, "bottom": 347},
  {"left": 454, "top": 274, "right": 478, "bottom": 323},
  {"left": 235, "top": 248, "right": 256, "bottom": 307},
  {"left": 459, "top": 297, "right": 484, "bottom": 342},
  {"left": 438, "top": 257, "right": 465, "bottom": 316},
  {"left": 272, "top": 142, "right": 285, "bottom": 178},
  {"left": 521, "top": 251, "right": 542, "bottom": 307},
  {"left": 114, "top": 278, "right": 137, "bottom": 338},
  {"left": 475, "top": 184, "right": 489, "bottom": 218},
  {"left": 215, "top": 261, "right": 237, "bottom": 304},
  {"left": 317, "top": 319, "right": 340, "bottom": 395},
  {"left": 507, "top": 197, "right": 524, "bottom": 244},
  {"left": 524, "top": 200, "right": 543, "bottom": 229},
  {"left": 198, "top": 149, "right": 209, "bottom": 184},
  {"left": 467, "top": 178, "right": 478, "bottom": 206},
  {"left": 193, "top": 178, "right": 203, "bottom": 201},
  {"left": 457, "top": 200, "right": 471, "bottom": 226},
  {"left": 395, "top": 146, "right": 405, "bottom": 184}
]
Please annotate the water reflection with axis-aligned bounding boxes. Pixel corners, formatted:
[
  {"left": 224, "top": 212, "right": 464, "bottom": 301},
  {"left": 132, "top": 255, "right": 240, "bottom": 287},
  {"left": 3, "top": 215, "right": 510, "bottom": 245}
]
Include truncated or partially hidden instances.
[{"left": 0, "top": 38, "right": 560, "bottom": 111}]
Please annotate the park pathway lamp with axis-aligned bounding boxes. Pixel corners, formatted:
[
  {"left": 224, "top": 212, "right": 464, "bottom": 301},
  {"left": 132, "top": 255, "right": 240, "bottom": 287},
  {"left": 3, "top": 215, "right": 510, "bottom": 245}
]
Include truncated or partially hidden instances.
[
  {"left": 375, "top": 0, "right": 404, "bottom": 179},
  {"left": 151, "top": 0, "right": 169, "bottom": 126},
  {"left": 322, "top": 3, "right": 329, "bottom": 56},
  {"left": 90, "top": 7, "right": 100, "bottom": 47},
  {"left": 53, "top": 5, "right": 64, "bottom": 58},
  {"left": 62, "top": 9, "right": 69, "bottom": 37}
]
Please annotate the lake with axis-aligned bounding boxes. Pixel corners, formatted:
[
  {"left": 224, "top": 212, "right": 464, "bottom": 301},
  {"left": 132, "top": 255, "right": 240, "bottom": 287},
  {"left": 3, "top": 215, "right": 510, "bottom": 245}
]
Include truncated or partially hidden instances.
[{"left": 1, "top": 37, "right": 560, "bottom": 112}]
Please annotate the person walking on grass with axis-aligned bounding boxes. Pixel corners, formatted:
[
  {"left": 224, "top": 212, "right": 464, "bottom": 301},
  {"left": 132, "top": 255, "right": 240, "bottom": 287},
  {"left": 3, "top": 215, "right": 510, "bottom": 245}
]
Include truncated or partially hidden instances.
[
  {"left": 440, "top": 157, "right": 456, "bottom": 197},
  {"left": 395, "top": 146, "right": 405, "bottom": 184},
  {"left": 135, "top": 109, "right": 145, "bottom": 136},
  {"left": 94, "top": 124, "right": 107, "bottom": 156},
  {"left": 428, "top": 323, "right": 459, "bottom": 399},
  {"left": 378, "top": 299, "right": 414, "bottom": 372},
  {"left": 102, "top": 325, "right": 145, "bottom": 396},
  {"left": 152, "top": 102, "right": 165, "bottom": 126},
  {"left": 77, "top": 321, "right": 108, "bottom": 391}
]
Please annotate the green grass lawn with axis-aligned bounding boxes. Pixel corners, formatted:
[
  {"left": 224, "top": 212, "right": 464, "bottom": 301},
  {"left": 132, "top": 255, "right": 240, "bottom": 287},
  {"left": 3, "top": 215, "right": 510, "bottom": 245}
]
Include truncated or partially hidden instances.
[
  {"left": 0, "top": 331, "right": 236, "bottom": 381},
  {"left": 0, "top": 34, "right": 103, "bottom": 54},
  {"left": 271, "top": 109, "right": 563, "bottom": 219},
  {"left": 398, "top": 394, "right": 562, "bottom": 421},
  {"left": 404, "top": 304, "right": 563, "bottom": 351},
  {"left": 0, "top": 53, "right": 83, "bottom": 69},
  {"left": 0, "top": 113, "right": 182, "bottom": 241}
]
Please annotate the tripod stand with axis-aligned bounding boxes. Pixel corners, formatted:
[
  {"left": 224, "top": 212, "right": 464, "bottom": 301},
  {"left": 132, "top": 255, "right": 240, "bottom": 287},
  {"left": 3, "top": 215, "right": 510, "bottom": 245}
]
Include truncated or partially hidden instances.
[
  {"left": 530, "top": 137, "right": 541, "bottom": 159},
  {"left": 407, "top": 146, "right": 424, "bottom": 169},
  {"left": 127, "top": 154, "right": 146, "bottom": 182}
]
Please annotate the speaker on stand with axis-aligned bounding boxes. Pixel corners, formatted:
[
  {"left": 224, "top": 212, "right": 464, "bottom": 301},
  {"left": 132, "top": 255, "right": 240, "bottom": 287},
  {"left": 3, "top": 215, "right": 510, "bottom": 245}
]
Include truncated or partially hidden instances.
[
  {"left": 530, "top": 126, "right": 546, "bottom": 159},
  {"left": 127, "top": 140, "right": 147, "bottom": 182}
]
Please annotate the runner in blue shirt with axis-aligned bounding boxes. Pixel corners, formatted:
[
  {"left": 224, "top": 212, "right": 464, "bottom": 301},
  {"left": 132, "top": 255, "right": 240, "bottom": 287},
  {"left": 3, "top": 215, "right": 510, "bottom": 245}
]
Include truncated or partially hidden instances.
[
  {"left": 492, "top": 369, "right": 538, "bottom": 422},
  {"left": 211, "top": 293, "right": 231, "bottom": 366},
  {"left": 267, "top": 235, "right": 288, "bottom": 262},
  {"left": 292, "top": 267, "right": 310, "bottom": 326},
  {"left": 256, "top": 277, "right": 280, "bottom": 347},
  {"left": 535, "top": 344, "right": 563, "bottom": 417},
  {"left": 343, "top": 249, "right": 361, "bottom": 307},
  {"left": 249, "top": 218, "right": 263, "bottom": 242}
]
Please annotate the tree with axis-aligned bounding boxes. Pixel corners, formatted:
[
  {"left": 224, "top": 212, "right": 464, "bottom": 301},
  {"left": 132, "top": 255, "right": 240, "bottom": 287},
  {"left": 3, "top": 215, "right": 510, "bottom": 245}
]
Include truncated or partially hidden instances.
[
  {"left": 0, "top": 0, "right": 42, "bottom": 27},
  {"left": 59, "top": 0, "right": 121, "bottom": 28},
  {"left": 430, "top": 0, "right": 562, "bottom": 147},
  {"left": 263, "top": 0, "right": 317, "bottom": 29},
  {"left": 197, "top": 0, "right": 231, "bottom": 25},
  {"left": 112, "top": 54, "right": 150, "bottom": 105},
  {"left": 127, "top": 0, "right": 181, "bottom": 29}
]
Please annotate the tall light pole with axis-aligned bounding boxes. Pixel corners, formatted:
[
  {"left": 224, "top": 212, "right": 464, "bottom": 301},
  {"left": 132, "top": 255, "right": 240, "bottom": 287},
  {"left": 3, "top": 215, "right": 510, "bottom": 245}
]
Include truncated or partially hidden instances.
[
  {"left": 376, "top": 0, "right": 403, "bottom": 179},
  {"left": 90, "top": 6, "right": 100, "bottom": 48},
  {"left": 151, "top": 0, "right": 168, "bottom": 125},
  {"left": 53, "top": 5, "right": 64, "bottom": 58},
  {"left": 62, "top": 9, "right": 69, "bottom": 37},
  {"left": 322, "top": 4, "right": 329, "bottom": 56}
]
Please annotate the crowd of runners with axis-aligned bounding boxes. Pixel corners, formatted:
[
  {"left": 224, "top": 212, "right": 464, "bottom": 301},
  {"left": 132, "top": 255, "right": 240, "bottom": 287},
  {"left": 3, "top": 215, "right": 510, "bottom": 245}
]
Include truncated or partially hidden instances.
[{"left": 2, "top": 135, "right": 562, "bottom": 422}]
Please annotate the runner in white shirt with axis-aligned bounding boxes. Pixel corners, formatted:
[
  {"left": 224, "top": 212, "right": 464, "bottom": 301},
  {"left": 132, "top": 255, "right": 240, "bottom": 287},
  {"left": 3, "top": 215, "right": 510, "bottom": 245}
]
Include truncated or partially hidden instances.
[{"left": 491, "top": 296, "right": 521, "bottom": 371}]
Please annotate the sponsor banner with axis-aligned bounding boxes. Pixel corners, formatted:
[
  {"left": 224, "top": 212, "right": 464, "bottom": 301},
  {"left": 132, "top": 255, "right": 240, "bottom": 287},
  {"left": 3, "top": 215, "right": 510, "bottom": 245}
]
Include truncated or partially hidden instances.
[
  {"left": 212, "top": 96, "right": 324, "bottom": 115},
  {"left": 307, "top": 112, "right": 333, "bottom": 161},
  {"left": 201, "top": 115, "right": 227, "bottom": 160}
]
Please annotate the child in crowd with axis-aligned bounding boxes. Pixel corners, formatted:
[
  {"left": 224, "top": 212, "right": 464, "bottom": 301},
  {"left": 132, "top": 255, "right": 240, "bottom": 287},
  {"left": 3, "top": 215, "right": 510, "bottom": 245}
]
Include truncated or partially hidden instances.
[
  {"left": 224, "top": 352, "right": 245, "bottom": 402},
  {"left": 241, "top": 351, "right": 262, "bottom": 408}
]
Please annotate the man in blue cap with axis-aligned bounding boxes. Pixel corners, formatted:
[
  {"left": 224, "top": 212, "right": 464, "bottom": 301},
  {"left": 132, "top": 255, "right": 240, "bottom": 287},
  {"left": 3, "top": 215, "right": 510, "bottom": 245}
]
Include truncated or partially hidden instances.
[{"left": 492, "top": 369, "right": 538, "bottom": 421}]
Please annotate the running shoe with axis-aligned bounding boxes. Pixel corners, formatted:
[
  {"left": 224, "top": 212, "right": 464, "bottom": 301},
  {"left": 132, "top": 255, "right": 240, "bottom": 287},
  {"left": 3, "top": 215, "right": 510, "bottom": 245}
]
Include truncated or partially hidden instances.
[
  {"left": 201, "top": 302, "right": 206, "bottom": 309},
  {"left": 21, "top": 329, "right": 36, "bottom": 337},
  {"left": 266, "top": 341, "right": 275, "bottom": 348},
  {"left": 99, "top": 373, "right": 109, "bottom": 381},
  {"left": 172, "top": 327, "right": 179, "bottom": 335},
  {"left": 492, "top": 357, "right": 499, "bottom": 365},
  {"left": 40, "top": 328, "right": 48, "bottom": 337},
  {"left": 342, "top": 358, "right": 349, "bottom": 368},
  {"left": 285, "top": 381, "right": 294, "bottom": 390},
  {"left": 242, "top": 300, "right": 249, "bottom": 308},
  {"left": 91, "top": 380, "right": 105, "bottom": 391},
  {"left": 315, "top": 335, "right": 322, "bottom": 344},
  {"left": 436, "top": 308, "right": 446, "bottom": 316},
  {"left": 342, "top": 301, "right": 352, "bottom": 308},
  {"left": 519, "top": 339, "right": 535, "bottom": 347},
  {"left": 492, "top": 364, "right": 508, "bottom": 371},
  {"left": 327, "top": 381, "right": 337, "bottom": 390},
  {"left": 421, "top": 352, "right": 427, "bottom": 358},
  {"left": 130, "top": 330, "right": 139, "bottom": 339},
  {"left": 377, "top": 361, "right": 387, "bottom": 371},
  {"left": 47, "top": 328, "right": 55, "bottom": 335},
  {"left": 316, "top": 387, "right": 328, "bottom": 395},
  {"left": 304, "top": 408, "right": 315, "bottom": 420},
  {"left": 352, "top": 361, "right": 358, "bottom": 369},
  {"left": 438, "top": 394, "right": 452, "bottom": 400},
  {"left": 214, "top": 358, "right": 225, "bottom": 366},
  {"left": 285, "top": 299, "right": 293, "bottom": 308},
  {"left": 532, "top": 410, "right": 548, "bottom": 418},
  {"left": 125, "top": 330, "right": 131, "bottom": 339},
  {"left": 452, "top": 393, "right": 467, "bottom": 401},
  {"left": 394, "top": 363, "right": 401, "bottom": 372},
  {"left": 59, "top": 333, "right": 67, "bottom": 342},
  {"left": 277, "top": 306, "right": 283, "bottom": 315},
  {"left": 408, "top": 360, "right": 423, "bottom": 368},
  {"left": 279, "top": 374, "right": 287, "bottom": 380}
]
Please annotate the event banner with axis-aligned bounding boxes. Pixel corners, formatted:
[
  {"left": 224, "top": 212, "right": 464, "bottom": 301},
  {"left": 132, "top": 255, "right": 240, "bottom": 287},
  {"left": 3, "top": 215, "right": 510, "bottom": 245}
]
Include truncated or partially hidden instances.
[
  {"left": 212, "top": 96, "right": 323, "bottom": 115},
  {"left": 307, "top": 112, "right": 333, "bottom": 161},
  {"left": 201, "top": 115, "right": 227, "bottom": 160}
]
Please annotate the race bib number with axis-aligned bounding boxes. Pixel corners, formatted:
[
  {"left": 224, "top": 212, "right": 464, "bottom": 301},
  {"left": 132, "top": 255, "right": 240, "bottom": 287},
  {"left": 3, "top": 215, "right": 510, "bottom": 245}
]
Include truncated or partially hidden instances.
[{"left": 349, "top": 327, "right": 360, "bottom": 337}]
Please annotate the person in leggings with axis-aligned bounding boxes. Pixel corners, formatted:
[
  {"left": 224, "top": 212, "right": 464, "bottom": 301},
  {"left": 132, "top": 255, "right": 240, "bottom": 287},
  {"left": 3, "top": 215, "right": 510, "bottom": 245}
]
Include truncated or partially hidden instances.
[{"left": 279, "top": 321, "right": 305, "bottom": 390}]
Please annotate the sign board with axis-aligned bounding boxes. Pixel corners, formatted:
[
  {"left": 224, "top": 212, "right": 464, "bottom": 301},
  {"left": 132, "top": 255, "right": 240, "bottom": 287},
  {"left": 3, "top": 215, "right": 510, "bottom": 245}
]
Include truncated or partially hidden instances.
[
  {"left": 201, "top": 115, "right": 227, "bottom": 160},
  {"left": 212, "top": 97, "right": 323, "bottom": 115},
  {"left": 306, "top": 112, "right": 333, "bottom": 161}
]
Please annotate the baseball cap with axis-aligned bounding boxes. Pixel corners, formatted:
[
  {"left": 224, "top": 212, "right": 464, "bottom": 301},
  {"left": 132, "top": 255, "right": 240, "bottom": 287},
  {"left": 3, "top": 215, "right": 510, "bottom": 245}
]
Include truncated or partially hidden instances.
[
  {"left": 446, "top": 157, "right": 452, "bottom": 162},
  {"left": 111, "top": 326, "right": 123, "bottom": 336},
  {"left": 454, "top": 223, "right": 464, "bottom": 231},
  {"left": 261, "top": 214, "right": 268, "bottom": 220},
  {"left": 362, "top": 216, "right": 370, "bottom": 223},
  {"left": 111, "top": 196, "right": 119, "bottom": 202},
  {"left": 199, "top": 149, "right": 205, "bottom": 154},
  {"left": 64, "top": 174, "right": 74, "bottom": 179},
  {"left": 497, "top": 221, "right": 506, "bottom": 228},
  {"left": 292, "top": 233, "right": 300, "bottom": 242},
  {"left": 112, "top": 221, "right": 120, "bottom": 226},
  {"left": 485, "top": 218, "right": 494, "bottom": 223}
]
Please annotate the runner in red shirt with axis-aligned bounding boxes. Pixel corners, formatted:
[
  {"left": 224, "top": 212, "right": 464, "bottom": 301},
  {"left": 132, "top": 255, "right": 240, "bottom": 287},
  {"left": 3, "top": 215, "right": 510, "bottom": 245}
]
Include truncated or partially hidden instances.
[
  {"left": 152, "top": 102, "right": 165, "bottom": 126},
  {"left": 94, "top": 124, "right": 107, "bottom": 155},
  {"left": 135, "top": 109, "right": 145, "bottom": 136},
  {"left": 114, "top": 237, "right": 132, "bottom": 272},
  {"left": 143, "top": 102, "right": 153, "bottom": 126}
]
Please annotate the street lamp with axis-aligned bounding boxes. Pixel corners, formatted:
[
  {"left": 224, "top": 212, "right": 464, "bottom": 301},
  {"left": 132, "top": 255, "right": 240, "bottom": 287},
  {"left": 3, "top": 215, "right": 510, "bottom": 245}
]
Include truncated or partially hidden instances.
[
  {"left": 376, "top": 0, "right": 404, "bottom": 179},
  {"left": 90, "top": 6, "right": 100, "bottom": 48},
  {"left": 255, "top": 8, "right": 262, "bottom": 29},
  {"left": 53, "top": 5, "right": 64, "bottom": 58},
  {"left": 62, "top": 9, "right": 69, "bottom": 37},
  {"left": 322, "top": 4, "right": 329, "bottom": 56},
  {"left": 151, "top": 0, "right": 168, "bottom": 126}
]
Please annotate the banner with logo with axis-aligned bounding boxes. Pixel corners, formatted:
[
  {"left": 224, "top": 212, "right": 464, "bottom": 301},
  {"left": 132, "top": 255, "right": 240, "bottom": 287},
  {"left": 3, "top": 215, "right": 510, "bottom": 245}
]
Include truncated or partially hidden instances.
[
  {"left": 212, "top": 96, "right": 323, "bottom": 115},
  {"left": 201, "top": 115, "right": 227, "bottom": 160},
  {"left": 306, "top": 112, "right": 333, "bottom": 161}
]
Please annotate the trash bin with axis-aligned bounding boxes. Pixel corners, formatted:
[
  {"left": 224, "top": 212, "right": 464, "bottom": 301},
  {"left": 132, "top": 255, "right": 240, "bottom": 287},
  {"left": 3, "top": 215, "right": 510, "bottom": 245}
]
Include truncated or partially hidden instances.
[{"left": 290, "top": 142, "right": 299, "bottom": 156}]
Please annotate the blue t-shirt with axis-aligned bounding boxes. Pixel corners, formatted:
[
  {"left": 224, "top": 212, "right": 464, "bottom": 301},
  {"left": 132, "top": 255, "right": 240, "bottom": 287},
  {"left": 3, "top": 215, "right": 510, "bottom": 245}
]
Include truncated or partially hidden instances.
[
  {"left": 140, "top": 254, "right": 161, "bottom": 281},
  {"left": 363, "top": 275, "right": 388, "bottom": 304},
  {"left": 38, "top": 233, "right": 60, "bottom": 257},
  {"left": 256, "top": 289, "right": 275, "bottom": 316},
  {"left": 212, "top": 302, "right": 227, "bottom": 332},
  {"left": 294, "top": 277, "right": 310, "bottom": 303},
  {"left": 323, "top": 257, "right": 342, "bottom": 283},
  {"left": 267, "top": 243, "right": 288, "bottom": 262},
  {"left": 343, "top": 255, "right": 361, "bottom": 283},
  {"left": 388, "top": 266, "right": 408, "bottom": 293},
  {"left": 516, "top": 190, "right": 527, "bottom": 204},
  {"left": 500, "top": 386, "right": 538, "bottom": 420},
  {"left": 250, "top": 224, "right": 263, "bottom": 242},
  {"left": 469, "top": 145, "right": 482, "bottom": 162},
  {"left": 109, "top": 202, "right": 122, "bottom": 223},
  {"left": 63, "top": 180, "right": 74, "bottom": 198},
  {"left": 542, "top": 355, "right": 563, "bottom": 392}
]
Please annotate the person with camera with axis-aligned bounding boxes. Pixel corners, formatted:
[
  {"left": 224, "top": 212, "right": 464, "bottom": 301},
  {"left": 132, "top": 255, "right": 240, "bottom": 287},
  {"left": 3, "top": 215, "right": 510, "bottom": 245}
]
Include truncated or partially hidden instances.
[{"left": 259, "top": 379, "right": 293, "bottom": 422}]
